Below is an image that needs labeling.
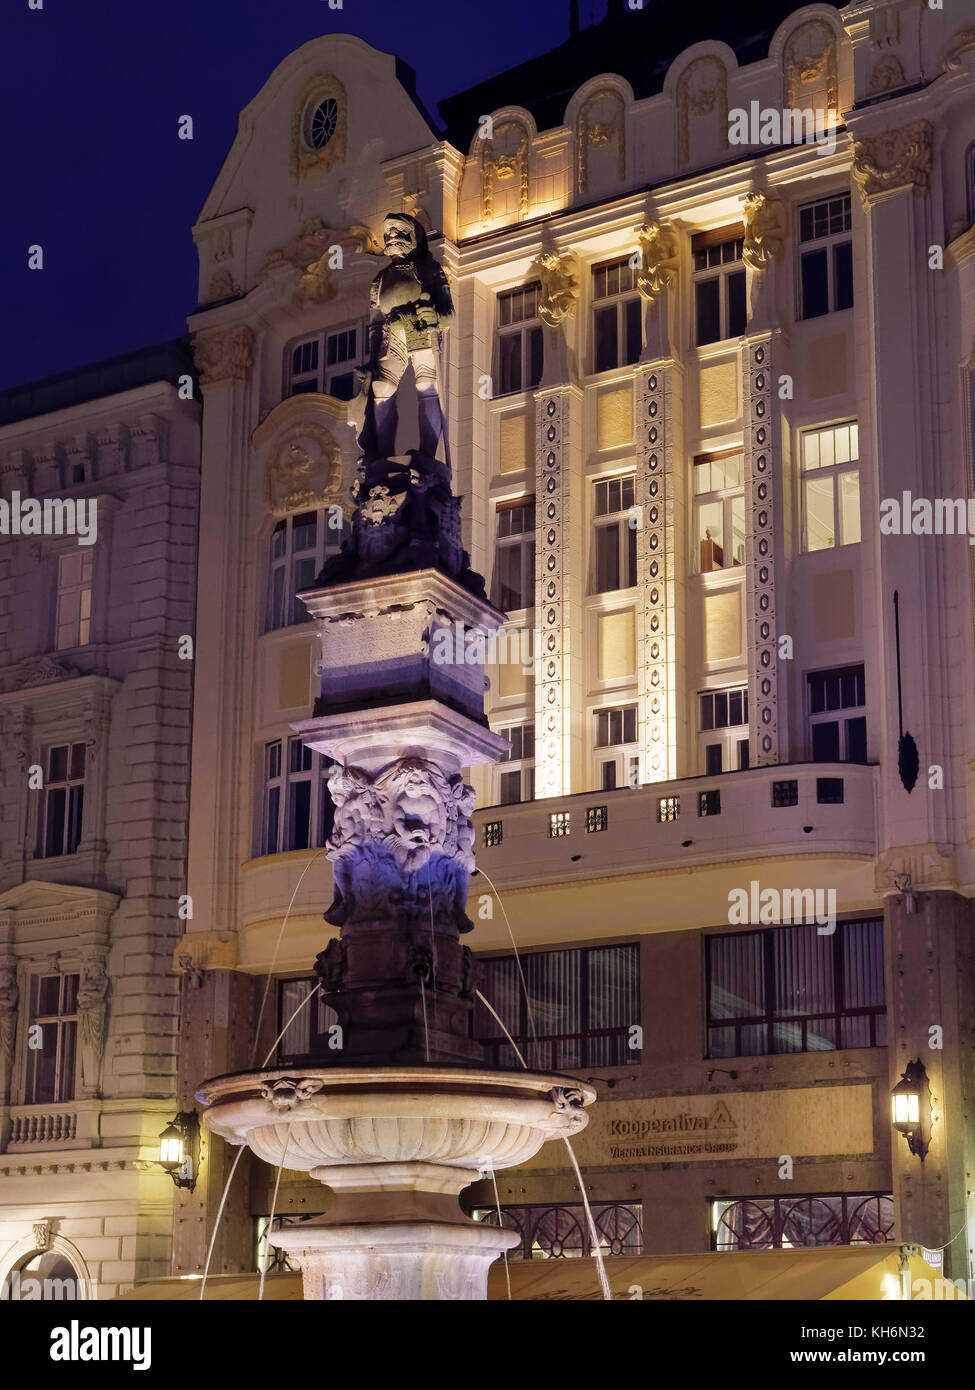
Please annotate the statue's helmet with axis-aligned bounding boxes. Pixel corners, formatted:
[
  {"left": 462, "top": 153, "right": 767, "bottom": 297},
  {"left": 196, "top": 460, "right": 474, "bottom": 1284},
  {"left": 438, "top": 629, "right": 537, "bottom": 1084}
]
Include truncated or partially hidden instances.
[{"left": 383, "top": 211, "right": 428, "bottom": 258}]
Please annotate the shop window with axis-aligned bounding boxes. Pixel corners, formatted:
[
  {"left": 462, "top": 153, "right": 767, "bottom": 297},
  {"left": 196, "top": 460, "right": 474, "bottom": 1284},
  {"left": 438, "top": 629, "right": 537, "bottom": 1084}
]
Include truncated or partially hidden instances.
[
  {"left": 706, "top": 917, "right": 886, "bottom": 1057},
  {"left": 472, "top": 1201, "right": 643, "bottom": 1260},
  {"left": 712, "top": 1193, "right": 893, "bottom": 1251},
  {"left": 473, "top": 943, "right": 641, "bottom": 1068}
]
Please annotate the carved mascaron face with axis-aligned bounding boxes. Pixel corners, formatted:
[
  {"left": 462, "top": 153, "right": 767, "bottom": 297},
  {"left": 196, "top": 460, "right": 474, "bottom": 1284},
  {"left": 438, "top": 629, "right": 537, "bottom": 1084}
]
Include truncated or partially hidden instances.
[{"left": 383, "top": 217, "right": 418, "bottom": 260}]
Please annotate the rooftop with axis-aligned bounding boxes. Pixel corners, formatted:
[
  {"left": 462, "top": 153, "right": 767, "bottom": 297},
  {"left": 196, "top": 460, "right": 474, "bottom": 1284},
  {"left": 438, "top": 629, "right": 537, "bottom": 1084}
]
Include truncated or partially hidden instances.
[{"left": 0, "top": 338, "right": 196, "bottom": 428}]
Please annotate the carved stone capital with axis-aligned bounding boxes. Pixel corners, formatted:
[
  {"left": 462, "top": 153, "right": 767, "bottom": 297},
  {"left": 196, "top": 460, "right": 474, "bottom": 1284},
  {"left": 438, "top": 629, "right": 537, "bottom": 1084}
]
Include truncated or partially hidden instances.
[
  {"left": 852, "top": 121, "right": 933, "bottom": 205},
  {"left": 192, "top": 324, "right": 256, "bottom": 387}
]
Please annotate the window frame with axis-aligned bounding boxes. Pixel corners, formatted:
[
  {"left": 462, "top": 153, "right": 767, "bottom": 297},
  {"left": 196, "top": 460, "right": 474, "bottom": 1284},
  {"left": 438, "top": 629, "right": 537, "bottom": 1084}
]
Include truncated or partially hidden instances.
[
  {"left": 490, "top": 497, "right": 536, "bottom": 613},
  {"left": 692, "top": 227, "right": 747, "bottom": 346},
  {"left": 706, "top": 917, "right": 887, "bottom": 1058},
  {"left": 797, "top": 193, "right": 853, "bottom": 321},
  {"left": 257, "top": 736, "right": 335, "bottom": 857},
  {"left": 24, "top": 972, "right": 80, "bottom": 1105},
  {"left": 591, "top": 257, "right": 643, "bottom": 374},
  {"left": 37, "top": 741, "right": 87, "bottom": 859},
  {"left": 264, "top": 507, "right": 346, "bottom": 633},
  {"left": 693, "top": 448, "right": 746, "bottom": 573},
  {"left": 591, "top": 474, "right": 637, "bottom": 594},
  {"left": 495, "top": 722, "right": 535, "bottom": 804},
  {"left": 55, "top": 550, "right": 93, "bottom": 651},
  {"left": 284, "top": 321, "right": 363, "bottom": 400},
  {"left": 807, "top": 664, "right": 867, "bottom": 763},
  {"left": 495, "top": 283, "right": 544, "bottom": 398},
  {"left": 593, "top": 703, "right": 639, "bottom": 790},
  {"left": 800, "top": 419, "right": 860, "bottom": 552}
]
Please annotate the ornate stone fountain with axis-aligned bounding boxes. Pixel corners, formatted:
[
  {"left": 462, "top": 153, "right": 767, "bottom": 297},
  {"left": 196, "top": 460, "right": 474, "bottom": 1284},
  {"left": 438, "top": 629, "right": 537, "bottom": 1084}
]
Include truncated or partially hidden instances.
[{"left": 198, "top": 213, "right": 595, "bottom": 1300}]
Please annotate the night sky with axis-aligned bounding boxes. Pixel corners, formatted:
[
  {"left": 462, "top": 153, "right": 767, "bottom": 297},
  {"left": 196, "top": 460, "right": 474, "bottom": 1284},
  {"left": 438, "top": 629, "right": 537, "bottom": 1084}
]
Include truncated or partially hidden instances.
[{"left": 2, "top": 0, "right": 608, "bottom": 392}]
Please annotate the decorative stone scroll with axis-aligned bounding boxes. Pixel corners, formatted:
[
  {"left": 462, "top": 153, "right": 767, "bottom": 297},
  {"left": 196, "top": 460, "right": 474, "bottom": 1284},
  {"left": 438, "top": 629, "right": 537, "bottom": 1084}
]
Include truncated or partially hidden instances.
[
  {"left": 264, "top": 423, "right": 342, "bottom": 516},
  {"left": 259, "top": 220, "right": 381, "bottom": 305},
  {"left": 324, "top": 758, "right": 476, "bottom": 933},
  {"left": 851, "top": 121, "right": 933, "bottom": 205}
]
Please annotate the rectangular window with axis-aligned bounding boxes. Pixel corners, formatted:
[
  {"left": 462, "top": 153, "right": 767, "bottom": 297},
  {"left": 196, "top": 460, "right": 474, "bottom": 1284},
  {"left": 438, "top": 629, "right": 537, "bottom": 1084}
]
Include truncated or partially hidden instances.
[
  {"left": 694, "top": 450, "right": 745, "bottom": 571},
  {"left": 276, "top": 978, "right": 339, "bottom": 1063},
  {"left": 497, "top": 284, "right": 543, "bottom": 396},
  {"left": 56, "top": 551, "right": 93, "bottom": 650},
  {"left": 259, "top": 738, "right": 335, "bottom": 857},
  {"left": 549, "top": 811, "right": 571, "bottom": 838},
  {"left": 471, "top": 1201, "right": 643, "bottom": 1260},
  {"left": 801, "top": 421, "right": 860, "bottom": 551},
  {"left": 657, "top": 795, "right": 680, "bottom": 822},
  {"left": 38, "top": 742, "right": 86, "bottom": 858},
  {"left": 713, "top": 1193, "right": 893, "bottom": 1251},
  {"left": 495, "top": 722, "right": 535, "bottom": 804},
  {"left": 25, "top": 973, "right": 79, "bottom": 1104},
  {"left": 700, "top": 687, "right": 748, "bottom": 731},
  {"left": 808, "top": 664, "right": 866, "bottom": 762},
  {"left": 264, "top": 509, "right": 346, "bottom": 633},
  {"left": 592, "top": 258, "right": 642, "bottom": 372},
  {"left": 592, "top": 476, "right": 637, "bottom": 593},
  {"left": 491, "top": 499, "right": 535, "bottom": 611},
  {"left": 693, "top": 229, "right": 746, "bottom": 346},
  {"left": 473, "top": 943, "right": 641, "bottom": 1069},
  {"left": 799, "top": 194, "right": 853, "bottom": 320},
  {"left": 286, "top": 323, "right": 362, "bottom": 399},
  {"left": 706, "top": 917, "right": 886, "bottom": 1058},
  {"left": 595, "top": 705, "right": 637, "bottom": 748},
  {"left": 483, "top": 820, "right": 503, "bottom": 848}
]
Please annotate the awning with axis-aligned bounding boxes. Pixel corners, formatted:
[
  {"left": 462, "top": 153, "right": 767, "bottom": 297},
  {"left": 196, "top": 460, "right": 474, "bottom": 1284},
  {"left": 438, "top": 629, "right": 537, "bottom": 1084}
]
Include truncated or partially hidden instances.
[
  {"left": 486, "top": 1246, "right": 961, "bottom": 1301},
  {"left": 114, "top": 1246, "right": 960, "bottom": 1301}
]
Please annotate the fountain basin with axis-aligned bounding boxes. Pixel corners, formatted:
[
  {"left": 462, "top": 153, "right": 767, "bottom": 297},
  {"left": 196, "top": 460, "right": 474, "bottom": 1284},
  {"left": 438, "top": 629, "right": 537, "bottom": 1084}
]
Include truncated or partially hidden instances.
[{"left": 197, "top": 1066, "right": 595, "bottom": 1300}]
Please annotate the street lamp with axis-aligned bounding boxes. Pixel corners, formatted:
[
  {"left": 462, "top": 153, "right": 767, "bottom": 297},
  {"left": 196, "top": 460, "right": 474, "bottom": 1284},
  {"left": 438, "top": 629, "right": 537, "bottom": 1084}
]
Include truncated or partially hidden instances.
[
  {"left": 158, "top": 1112, "right": 199, "bottom": 1190},
  {"left": 891, "top": 1060, "right": 931, "bottom": 1161}
]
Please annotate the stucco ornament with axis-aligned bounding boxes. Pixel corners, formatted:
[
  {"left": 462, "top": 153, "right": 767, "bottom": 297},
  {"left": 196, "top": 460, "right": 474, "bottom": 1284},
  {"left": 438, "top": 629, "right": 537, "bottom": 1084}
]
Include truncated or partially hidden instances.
[
  {"left": 325, "top": 757, "right": 476, "bottom": 931},
  {"left": 741, "top": 192, "right": 787, "bottom": 270},
  {"left": 851, "top": 121, "right": 933, "bottom": 205},
  {"left": 264, "top": 424, "right": 342, "bottom": 516},
  {"left": 192, "top": 325, "right": 256, "bottom": 387},
  {"left": 0, "top": 968, "right": 18, "bottom": 1103},
  {"left": 259, "top": 220, "right": 380, "bottom": 305},
  {"left": 529, "top": 251, "right": 579, "bottom": 327},
  {"left": 77, "top": 956, "right": 110, "bottom": 1096},
  {"left": 635, "top": 221, "right": 680, "bottom": 304}
]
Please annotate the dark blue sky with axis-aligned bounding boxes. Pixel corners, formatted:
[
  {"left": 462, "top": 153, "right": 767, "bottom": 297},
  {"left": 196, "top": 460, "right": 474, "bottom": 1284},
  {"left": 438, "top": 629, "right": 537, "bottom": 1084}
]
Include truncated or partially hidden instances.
[{"left": 2, "top": 0, "right": 607, "bottom": 391}]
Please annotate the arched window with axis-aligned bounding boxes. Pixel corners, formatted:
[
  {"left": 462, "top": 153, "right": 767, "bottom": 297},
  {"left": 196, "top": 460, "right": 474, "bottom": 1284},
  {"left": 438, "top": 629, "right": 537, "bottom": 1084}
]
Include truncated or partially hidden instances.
[
  {"left": 7, "top": 1250, "right": 87, "bottom": 1301},
  {"left": 264, "top": 507, "right": 345, "bottom": 633}
]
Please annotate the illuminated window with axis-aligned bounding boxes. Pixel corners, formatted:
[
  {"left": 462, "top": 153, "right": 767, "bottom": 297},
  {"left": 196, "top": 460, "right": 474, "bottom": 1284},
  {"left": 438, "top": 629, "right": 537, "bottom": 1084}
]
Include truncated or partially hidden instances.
[
  {"left": 656, "top": 795, "right": 680, "bottom": 822},
  {"left": 549, "top": 811, "right": 571, "bottom": 837},
  {"left": 693, "top": 228, "right": 746, "bottom": 345},
  {"left": 712, "top": 1193, "right": 893, "bottom": 1251},
  {"left": 56, "top": 551, "right": 93, "bottom": 650},
  {"left": 286, "top": 323, "right": 362, "bottom": 400},
  {"left": 592, "top": 258, "right": 642, "bottom": 372},
  {"left": 801, "top": 421, "right": 860, "bottom": 551},
  {"left": 483, "top": 820, "right": 503, "bottom": 847},
  {"left": 694, "top": 450, "right": 745, "bottom": 572}
]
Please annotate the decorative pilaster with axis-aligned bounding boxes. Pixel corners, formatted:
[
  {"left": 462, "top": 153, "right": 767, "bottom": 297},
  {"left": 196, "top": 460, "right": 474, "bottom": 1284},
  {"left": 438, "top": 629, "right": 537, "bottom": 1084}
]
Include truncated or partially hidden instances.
[
  {"left": 534, "top": 387, "right": 583, "bottom": 798},
  {"left": 635, "top": 364, "right": 684, "bottom": 782},
  {"left": 0, "top": 961, "right": 18, "bottom": 1105},
  {"left": 743, "top": 336, "right": 782, "bottom": 766}
]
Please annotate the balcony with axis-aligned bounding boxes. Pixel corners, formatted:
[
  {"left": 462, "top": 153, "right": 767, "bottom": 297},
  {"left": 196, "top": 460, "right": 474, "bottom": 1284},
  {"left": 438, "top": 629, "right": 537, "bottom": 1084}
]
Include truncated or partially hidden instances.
[
  {"left": 4, "top": 1102, "right": 99, "bottom": 1152},
  {"left": 473, "top": 762, "right": 877, "bottom": 890}
]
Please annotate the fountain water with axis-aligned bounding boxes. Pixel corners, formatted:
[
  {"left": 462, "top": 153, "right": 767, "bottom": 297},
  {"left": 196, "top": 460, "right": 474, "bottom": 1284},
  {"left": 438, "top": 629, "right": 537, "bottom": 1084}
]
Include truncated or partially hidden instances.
[{"left": 197, "top": 212, "right": 595, "bottom": 1300}]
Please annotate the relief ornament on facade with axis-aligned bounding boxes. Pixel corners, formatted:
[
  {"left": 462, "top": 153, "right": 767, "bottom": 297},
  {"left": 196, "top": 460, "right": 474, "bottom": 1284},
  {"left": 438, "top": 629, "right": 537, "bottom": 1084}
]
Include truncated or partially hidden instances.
[
  {"left": 851, "top": 121, "right": 933, "bottom": 204},
  {"left": 77, "top": 957, "right": 110, "bottom": 1096},
  {"left": 529, "top": 251, "right": 579, "bottom": 327},
  {"left": 635, "top": 221, "right": 680, "bottom": 304},
  {"left": 741, "top": 192, "right": 787, "bottom": 271},
  {"left": 192, "top": 324, "right": 256, "bottom": 387}
]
